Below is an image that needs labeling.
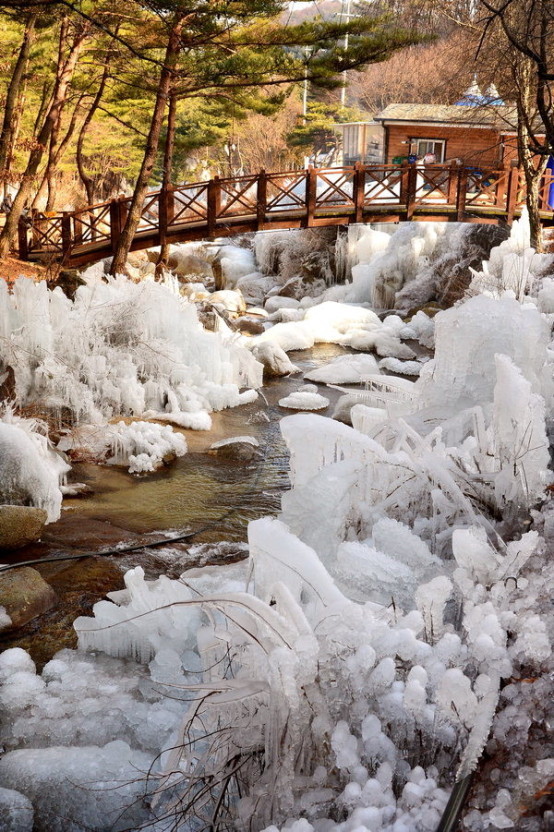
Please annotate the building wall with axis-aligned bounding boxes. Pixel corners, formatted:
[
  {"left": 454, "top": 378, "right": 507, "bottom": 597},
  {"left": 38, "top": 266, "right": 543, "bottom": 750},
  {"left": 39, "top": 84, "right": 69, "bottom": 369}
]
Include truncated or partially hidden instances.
[{"left": 384, "top": 124, "right": 506, "bottom": 167}]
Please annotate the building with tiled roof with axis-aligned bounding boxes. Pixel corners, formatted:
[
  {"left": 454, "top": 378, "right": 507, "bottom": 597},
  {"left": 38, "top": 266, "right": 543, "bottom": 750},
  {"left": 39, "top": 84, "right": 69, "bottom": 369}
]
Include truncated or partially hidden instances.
[{"left": 374, "top": 98, "right": 523, "bottom": 168}]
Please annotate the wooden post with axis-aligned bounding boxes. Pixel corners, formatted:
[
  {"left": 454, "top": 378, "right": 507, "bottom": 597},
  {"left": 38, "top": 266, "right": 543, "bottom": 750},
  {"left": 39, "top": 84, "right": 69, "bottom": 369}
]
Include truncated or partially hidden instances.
[
  {"left": 207, "top": 176, "right": 221, "bottom": 238},
  {"left": 257, "top": 169, "right": 267, "bottom": 231},
  {"left": 447, "top": 161, "right": 460, "bottom": 205},
  {"left": 406, "top": 163, "right": 417, "bottom": 220},
  {"left": 18, "top": 216, "right": 29, "bottom": 260},
  {"left": 457, "top": 167, "right": 469, "bottom": 221},
  {"left": 354, "top": 161, "right": 365, "bottom": 223},
  {"left": 61, "top": 212, "right": 72, "bottom": 255},
  {"left": 506, "top": 164, "right": 519, "bottom": 224},
  {"left": 304, "top": 166, "right": 317, "bottom": 228}
]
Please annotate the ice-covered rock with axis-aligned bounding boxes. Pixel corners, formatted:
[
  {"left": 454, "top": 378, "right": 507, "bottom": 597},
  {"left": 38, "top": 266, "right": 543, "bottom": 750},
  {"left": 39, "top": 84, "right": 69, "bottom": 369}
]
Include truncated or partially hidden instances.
[
  {"left": 0, "top": 417, "right": 69, "bottom": 523},
  {"left": 0, "top": 275, "right": 262, "bottom": 429},
  {"left": 209, "top": 435, "right": 260, "bottom": 460},
  {"left": 279, "top": 390, "right": 330, "bottom": 411},
  {"left": 304, "top": 353, "right": 380, "bottom": 384},
  {"left": 250, "top": 341, "right": 300, "bottom": 377}
]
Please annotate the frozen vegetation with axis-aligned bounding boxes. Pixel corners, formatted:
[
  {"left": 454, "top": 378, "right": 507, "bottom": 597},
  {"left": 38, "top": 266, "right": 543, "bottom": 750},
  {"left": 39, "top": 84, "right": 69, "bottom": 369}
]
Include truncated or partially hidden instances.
[{"left": 0, "top": 215, "right": 553, "bottom": 830}]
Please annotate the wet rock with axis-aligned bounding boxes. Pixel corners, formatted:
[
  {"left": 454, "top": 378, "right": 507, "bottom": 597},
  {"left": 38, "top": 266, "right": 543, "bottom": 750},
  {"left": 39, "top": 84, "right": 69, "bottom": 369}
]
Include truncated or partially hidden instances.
[
  {"left": 0, "top": 567, "right": 58, "bottom": 630},
  {"left": 235, "top": 316, "right": 265, "bottom": 336},
  {"left": 0, "top": 786, "right": 34, "bottom": 832},
  {"left": 279, "top": 276, "right": 305, "bottom": 299},
  {"left": 49, "top": 269, "right": 86, "bottom": 299},
  {"left": 0, "top": 506, "right": 48, "bottom": 551},
  {"left": 208, "top": 436, "right": 260, "bottom": 461}
]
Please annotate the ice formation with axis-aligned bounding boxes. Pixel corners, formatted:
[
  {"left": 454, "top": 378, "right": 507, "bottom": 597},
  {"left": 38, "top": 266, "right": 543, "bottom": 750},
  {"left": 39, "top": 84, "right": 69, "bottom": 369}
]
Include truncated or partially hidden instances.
[
  {"left": 58, "top": 420, "right": 188, "bottom": 473},
  {"left": 278, "top": 388, "right": 330, "bottom": 411},
  {"left": 0, "top": 274, "right": 262, "bottom": 428},
  {"left": 1, "top": 216, "right": 553, "bottom": 831},
  {"left": 0, "top": 412, "right": 69, "bottom": 522}
]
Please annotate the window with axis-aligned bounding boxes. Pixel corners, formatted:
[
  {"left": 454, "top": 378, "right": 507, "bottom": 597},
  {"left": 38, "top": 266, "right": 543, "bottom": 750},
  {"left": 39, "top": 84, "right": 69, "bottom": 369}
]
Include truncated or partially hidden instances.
[{"left": 411, "top": 138, "right": 446, "bottom": 162}]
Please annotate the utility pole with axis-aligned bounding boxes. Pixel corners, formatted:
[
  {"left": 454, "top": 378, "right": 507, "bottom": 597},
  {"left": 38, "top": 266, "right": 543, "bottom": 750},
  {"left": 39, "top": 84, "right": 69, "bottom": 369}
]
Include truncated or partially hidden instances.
[{"left": 340, "top": 0, "right": 352, "bottom": 106}]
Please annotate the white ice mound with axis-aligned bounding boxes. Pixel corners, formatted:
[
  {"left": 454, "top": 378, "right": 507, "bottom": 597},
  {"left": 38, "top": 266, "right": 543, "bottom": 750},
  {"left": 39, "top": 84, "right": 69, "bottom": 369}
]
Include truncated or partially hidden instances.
[
  {"left": 278, "top": 391, "right": 330, "bottom": 411},
  {"left": 0, "top": 275, "right": 262, "bottom": 427},
  {"left": 58, "top": 420, "right": 188, "bottom": 473},
  {"left": 0, "top": 417, "right": 69, "bottom": 522},
  {"left": 304, "top": 353, "right": 380, "bottom": 384},
  {"left": 416, "top": 293, "right": 550, "bottom": 412},
  {"left": 378, "top": 357, "right": 422, "bottom": 376}
]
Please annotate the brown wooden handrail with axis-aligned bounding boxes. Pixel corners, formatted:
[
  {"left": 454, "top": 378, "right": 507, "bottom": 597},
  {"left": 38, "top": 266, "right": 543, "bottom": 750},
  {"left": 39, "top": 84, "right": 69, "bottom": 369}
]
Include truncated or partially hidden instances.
[{"left": 17, "top": 164, "right": 554, "bottom": 266}]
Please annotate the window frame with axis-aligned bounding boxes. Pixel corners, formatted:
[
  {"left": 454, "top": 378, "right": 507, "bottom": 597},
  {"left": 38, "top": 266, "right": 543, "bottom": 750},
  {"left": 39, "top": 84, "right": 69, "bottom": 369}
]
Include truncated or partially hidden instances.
[{"left": 410, "top": 138, "right": 446, "bottom": 162}]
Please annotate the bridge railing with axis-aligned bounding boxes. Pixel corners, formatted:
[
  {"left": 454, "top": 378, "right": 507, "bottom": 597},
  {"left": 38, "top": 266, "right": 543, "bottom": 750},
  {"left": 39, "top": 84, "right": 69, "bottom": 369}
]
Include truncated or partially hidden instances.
[{"left": 17, "top": 163, "right": 551, "bottom": 262}]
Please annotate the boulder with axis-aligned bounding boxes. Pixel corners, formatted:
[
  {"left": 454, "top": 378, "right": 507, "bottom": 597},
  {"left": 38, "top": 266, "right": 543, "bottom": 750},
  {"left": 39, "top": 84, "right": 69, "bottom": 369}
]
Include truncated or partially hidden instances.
[
  {"left": 209, "top": 436, "right": 260, "bottom": 461},
  {"left": 0, "top": 567, "right": 58, "bottom": 629},
  {"left": 0, "top": 506, "right": 48, "bottom": 551}
]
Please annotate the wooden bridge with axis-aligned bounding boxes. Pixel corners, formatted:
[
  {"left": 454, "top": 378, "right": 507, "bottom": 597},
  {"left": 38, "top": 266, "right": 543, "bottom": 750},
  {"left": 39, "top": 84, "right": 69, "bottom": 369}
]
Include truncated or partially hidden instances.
[{"left": 19, "top": 163, "right": 554, "bottom": 268}]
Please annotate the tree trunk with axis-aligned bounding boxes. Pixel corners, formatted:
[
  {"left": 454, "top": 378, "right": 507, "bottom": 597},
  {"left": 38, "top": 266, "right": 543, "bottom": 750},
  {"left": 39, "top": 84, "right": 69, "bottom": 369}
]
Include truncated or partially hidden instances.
[
  {"left": 515, "top": 59, "right": 546, "bottom": 252},
  {"left": 76, "top": 45, "right": 115, "bottom": 205},
  {"left": 0, "top": 19, "right": 88, "bottom": 256},
  {"left": 156, "top": 88, "right": 177, "bottom": 276},
  {"left": 44, "top": 18, "right": 70, "bottom": 213},
  {"left": 0, "top": 12, "right": 37, "bottom": 198},
  {"left": 110, "top": 17, "right": 183, "bottom": 275},
  {"left": 33, "top": 93, "right": 85, "bottom": 211}
]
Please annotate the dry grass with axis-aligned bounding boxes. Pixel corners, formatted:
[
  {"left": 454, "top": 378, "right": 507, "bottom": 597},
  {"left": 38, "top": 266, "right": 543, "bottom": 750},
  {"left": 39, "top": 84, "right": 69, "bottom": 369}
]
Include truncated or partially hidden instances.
[{"left": 0, "top": 255, "right": 48, "bottom": 287}]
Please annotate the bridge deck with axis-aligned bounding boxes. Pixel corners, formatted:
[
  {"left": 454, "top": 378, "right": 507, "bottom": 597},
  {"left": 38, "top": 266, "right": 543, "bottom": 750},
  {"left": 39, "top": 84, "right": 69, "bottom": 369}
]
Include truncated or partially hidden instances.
[{"left": 19, "top": 163, "right": 554, "bottom": 267}]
